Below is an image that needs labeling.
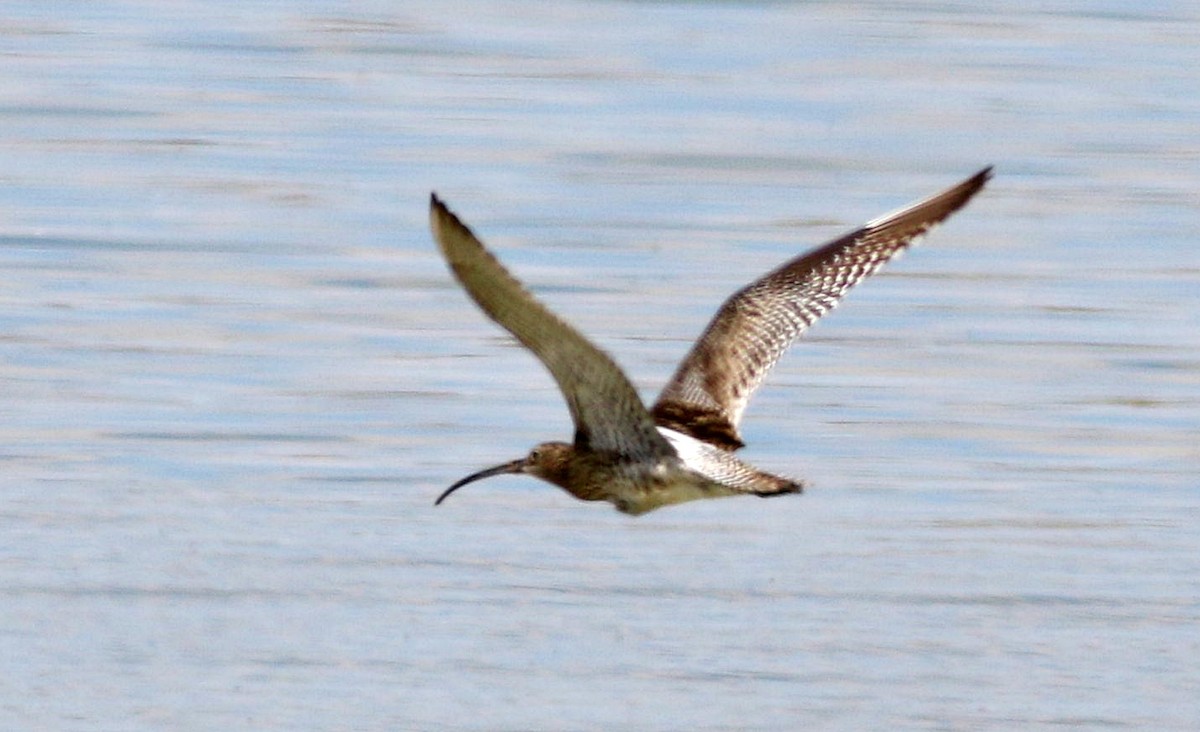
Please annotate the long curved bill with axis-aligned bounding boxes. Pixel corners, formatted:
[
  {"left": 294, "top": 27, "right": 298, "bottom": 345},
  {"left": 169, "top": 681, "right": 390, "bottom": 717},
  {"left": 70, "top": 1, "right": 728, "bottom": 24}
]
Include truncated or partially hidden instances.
[{"left": 434, "top": 458, "right": 526, "bottom": 505}]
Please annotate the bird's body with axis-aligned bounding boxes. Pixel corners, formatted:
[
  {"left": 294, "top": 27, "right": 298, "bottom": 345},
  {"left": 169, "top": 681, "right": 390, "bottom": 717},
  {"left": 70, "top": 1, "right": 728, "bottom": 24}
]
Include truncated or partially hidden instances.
[
  {"left": 430, "top": 167, "right": 991, "bottom": 515},
  {"left": 456, "top": 426, "right": 801, "bottom": 516}
]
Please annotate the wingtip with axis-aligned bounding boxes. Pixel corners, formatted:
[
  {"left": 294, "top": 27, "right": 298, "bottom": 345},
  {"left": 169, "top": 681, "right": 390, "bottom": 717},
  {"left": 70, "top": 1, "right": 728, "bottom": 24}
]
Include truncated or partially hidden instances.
[
  {"left": 961, "top": 165, "right": 994, "bottom": 205},
  {"left": 960, "top": 165, "right": 993, "bottom": 200},
  {"left": 429, "top": 192, "right": 463, "bottom": 237},
  {"left": 860, "top": 165, "right": 992, "bottom": 231},
  {"left": 930, "top": 164, "right": 994, "bottom": 217}
]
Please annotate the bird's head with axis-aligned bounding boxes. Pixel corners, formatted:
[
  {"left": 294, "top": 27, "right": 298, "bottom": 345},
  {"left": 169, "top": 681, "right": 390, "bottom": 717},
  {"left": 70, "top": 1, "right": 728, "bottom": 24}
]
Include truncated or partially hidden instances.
[{"left": 435, "top": 441, "right": 574, "bottom": 505}]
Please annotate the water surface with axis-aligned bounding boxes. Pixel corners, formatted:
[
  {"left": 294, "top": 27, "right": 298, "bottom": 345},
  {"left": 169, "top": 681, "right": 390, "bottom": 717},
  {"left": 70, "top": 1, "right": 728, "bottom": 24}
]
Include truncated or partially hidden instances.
[{"left": 1, "top": 1, "right": 1197, "bottom": 730}]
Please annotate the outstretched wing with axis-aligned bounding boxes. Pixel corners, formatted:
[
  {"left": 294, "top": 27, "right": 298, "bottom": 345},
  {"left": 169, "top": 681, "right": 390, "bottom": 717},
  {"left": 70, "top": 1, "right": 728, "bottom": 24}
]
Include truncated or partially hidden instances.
[
  {"left": 430, "top": 194, "right": 675, "bottom": 461},
  {"left": 651, "top": 167, "right": 992, "bottom": 450}
]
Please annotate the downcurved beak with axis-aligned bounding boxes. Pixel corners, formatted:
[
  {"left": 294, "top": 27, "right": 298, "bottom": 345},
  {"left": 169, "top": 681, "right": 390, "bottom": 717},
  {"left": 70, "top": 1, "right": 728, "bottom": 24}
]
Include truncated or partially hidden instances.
[{"left": 434, "top": 458, "right": 527, "bottom": 505}]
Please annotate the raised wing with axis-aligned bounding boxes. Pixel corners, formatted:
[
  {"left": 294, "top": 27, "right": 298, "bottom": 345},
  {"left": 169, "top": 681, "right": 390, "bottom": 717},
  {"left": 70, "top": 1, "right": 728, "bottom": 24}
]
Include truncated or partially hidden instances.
[
  {"left": 652, "top": 167, "right": 992, "bottom": 450},
  {"left": 430, "top": 194, "right": 675, "bottom": 460}
]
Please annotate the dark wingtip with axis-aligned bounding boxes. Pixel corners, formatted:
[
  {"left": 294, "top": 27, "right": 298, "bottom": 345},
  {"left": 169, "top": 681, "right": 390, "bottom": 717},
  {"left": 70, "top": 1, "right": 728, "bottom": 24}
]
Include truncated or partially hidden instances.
[
  {"left": 966, "top": 165, "right": 994, "bottom": 195},
  {"left": 429, "top": 192, "right": 473, "bottom": 240},
  {"left": 957, "top": 165, "right": 993, "bottom": 198},
  {"left": 909, "top": 165, "right": 992, "bottom": 225},
  {"left": 957, "top": 166, "right": 994, "bottom": 212}
]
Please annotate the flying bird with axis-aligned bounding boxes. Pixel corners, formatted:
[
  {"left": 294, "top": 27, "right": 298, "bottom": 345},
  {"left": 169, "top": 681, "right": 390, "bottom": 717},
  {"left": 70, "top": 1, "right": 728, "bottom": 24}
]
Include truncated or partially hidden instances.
[{"left": 430, "top": 167, "right": 991, "bottom": 515}]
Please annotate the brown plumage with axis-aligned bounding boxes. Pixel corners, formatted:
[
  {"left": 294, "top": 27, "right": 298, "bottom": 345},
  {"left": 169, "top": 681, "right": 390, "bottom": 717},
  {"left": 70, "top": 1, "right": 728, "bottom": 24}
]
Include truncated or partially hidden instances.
[
  {"left": 430, "top": 167, "right": 991, "bottom": 515},
  {"left": 652, "top": 167, "right": 994, "bottom": 450}
]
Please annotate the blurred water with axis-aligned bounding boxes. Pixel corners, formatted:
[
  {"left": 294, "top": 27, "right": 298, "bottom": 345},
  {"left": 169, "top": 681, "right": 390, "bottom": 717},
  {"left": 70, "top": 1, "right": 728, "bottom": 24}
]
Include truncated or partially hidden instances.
[{"left": 1, "top": 1, "right": 1198, "bottom": 730}]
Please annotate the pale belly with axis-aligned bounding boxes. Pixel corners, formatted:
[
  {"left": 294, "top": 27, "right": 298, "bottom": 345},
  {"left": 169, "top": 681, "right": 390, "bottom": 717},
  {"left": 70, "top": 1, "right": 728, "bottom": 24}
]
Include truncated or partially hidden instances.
[
  {"left": 588, "top": 427, "right": 780, "bottom": 515},
  {"left": 608, "top": 473, "right": 739, "bottom": 516}
]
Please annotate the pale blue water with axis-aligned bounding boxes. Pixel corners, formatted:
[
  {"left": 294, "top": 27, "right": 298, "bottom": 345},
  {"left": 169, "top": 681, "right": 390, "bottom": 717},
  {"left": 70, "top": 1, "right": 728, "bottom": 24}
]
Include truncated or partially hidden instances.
[{"left": 2, "top": 2, "right": 1197, "bottom": 730}]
